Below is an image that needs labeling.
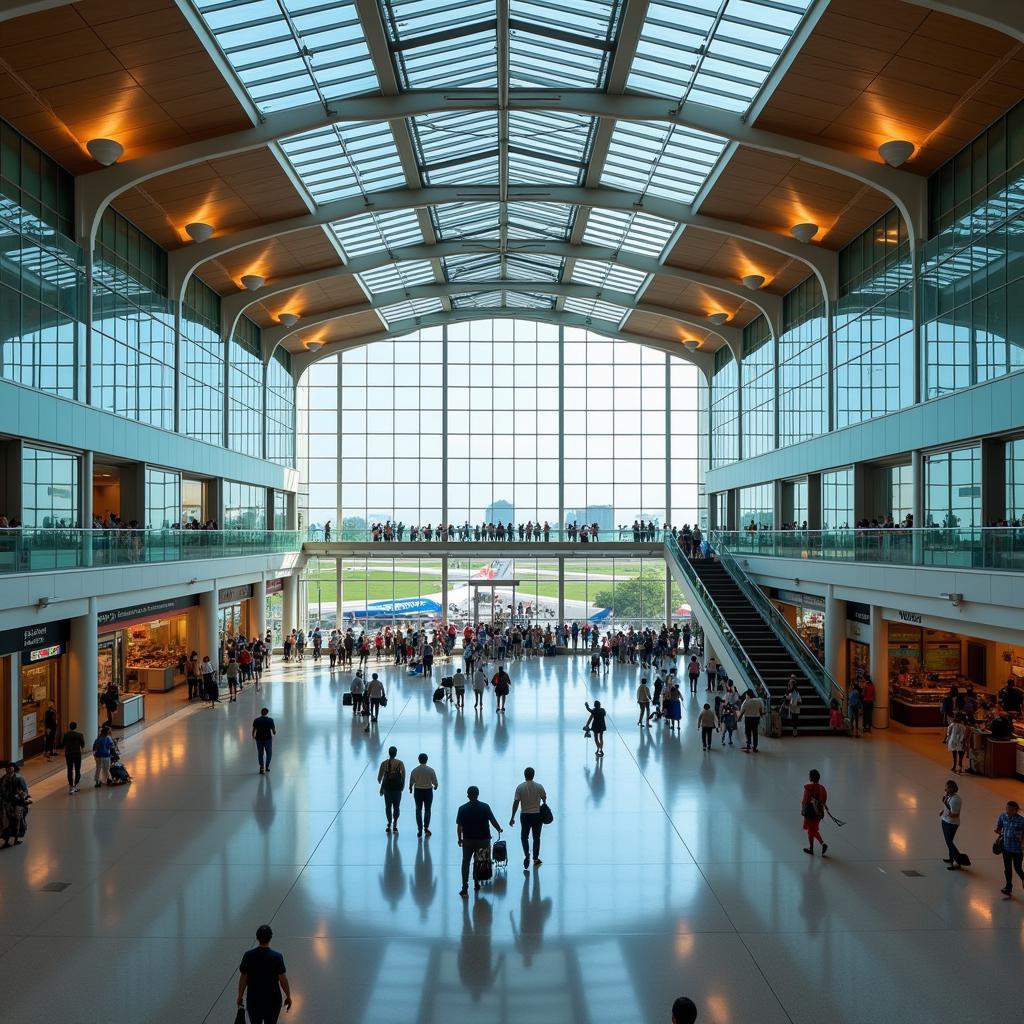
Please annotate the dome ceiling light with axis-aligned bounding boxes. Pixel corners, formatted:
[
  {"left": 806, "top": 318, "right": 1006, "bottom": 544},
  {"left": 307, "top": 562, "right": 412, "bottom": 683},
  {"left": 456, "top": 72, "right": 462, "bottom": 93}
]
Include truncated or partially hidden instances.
[
  {"left": 706, "top": 312, "right": 730, "bottom": 326},
  {"left": 86, "top": 138, "right": 124, "bottom": 166},
  {"left": 185, "top": 222, "right": 214, "bottom": 243},
  {"left": 240, "top": 274, "right": 265, "bottom": 291},
  {"left": 304, "top": 341, "right": 323, "bottom": 352},
  {"left": 278, "top": 313, "right": 300, "bottom": 328},
  {"left": 682, "top": 340, "right": 701, "bottom": 352},
  {"left": 878, "top": 140, "right": 915, "bottom": 167},
  {"left": 742, "top": 274, "right": 765, "bottom": 291},
  {"left": 790, "top": 222, "right": 819, "bottom": 244}
]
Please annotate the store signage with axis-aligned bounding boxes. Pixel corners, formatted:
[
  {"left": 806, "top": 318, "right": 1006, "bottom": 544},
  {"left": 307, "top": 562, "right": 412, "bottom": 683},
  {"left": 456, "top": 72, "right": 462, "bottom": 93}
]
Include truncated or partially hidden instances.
[
  {"left": 98, "top": 595, "right": 198, "bottom": 628},
  {"left": 776, "top": 589, "right": 825, "bottom": 610},
  {"left": 847, "top": 601, "right": 871, "bottom": 625},
  {"left": 22, "top": 712, "right": 36, "bottom": 744},
  {"left": 0, "top": 619, "right": 70, "bottom": 656},
  {"left": 266, "top": 578, "right": 284, "bottom": 595},
  {"left": 25, "top": 643, "right": 63, "bottom": 663},
  {"left": 897, "top": 610, "right": 923, "bottom": 624},
  {"left": 219, "top": 584, "right": 254, "bottom": 604}
]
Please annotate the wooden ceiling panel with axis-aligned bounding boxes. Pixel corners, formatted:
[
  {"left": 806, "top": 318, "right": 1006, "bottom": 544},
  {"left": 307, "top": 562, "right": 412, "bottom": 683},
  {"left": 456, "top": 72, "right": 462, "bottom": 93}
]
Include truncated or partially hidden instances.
[
  {"left": 248, "top": 277, "right": 368, "bottom": 328},
  {"left": 756, "top": 0, "right": 1023, "bottom": 176},
  {"left": 285, "top": 311, "right": 386, "bottom": 354},
  {"left": 622, "top": 311, "right": 721, "bottom": 353},
  {"left": 644, "top": 276, "right": 762, "bottom": 329}
]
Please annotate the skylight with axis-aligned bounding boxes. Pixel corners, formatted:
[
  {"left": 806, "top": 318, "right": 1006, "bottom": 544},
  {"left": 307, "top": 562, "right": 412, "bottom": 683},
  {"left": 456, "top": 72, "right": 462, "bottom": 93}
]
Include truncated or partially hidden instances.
[
  {"left": 583, "top": 208, "right": 676, "bottom": 257},
  {"left": 332, "top": 208, "right": 424, "bottom": 257},
  {"left": 379, "top": 296, "right": 444, "bottom": 324},
  {"left": 571, "top": 259, "right": 648, "bottom": 293},
  {"left": 414, "top": 111, "right": 500, "bottom": 186},
  {"left": 508, "top": 111, "right": 595, "bottom": 185},
  {"left": 564, "top": 296, "right": 630, "bottom": 322},
  {"left": 358, "top": 261, "right": 436, "bottom": 294}
]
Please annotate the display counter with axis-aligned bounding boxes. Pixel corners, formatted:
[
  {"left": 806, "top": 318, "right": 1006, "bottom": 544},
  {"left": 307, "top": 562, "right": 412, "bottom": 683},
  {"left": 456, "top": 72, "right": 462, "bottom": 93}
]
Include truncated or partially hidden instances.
[
  {"left": 111, "top": 692, "right": 144, "bottom": 728},
  {"left": 130, "top": 665, "right": 180, "bottom": 692},
  {"left": 1016, "top": 740, "right": 1024, "bottom": 782},
  {"left": 890, "top": 685, "right": 945, "bottom": 727},
  {"left": 986, "top": 737, "right": 1018, "bottom": 779}
]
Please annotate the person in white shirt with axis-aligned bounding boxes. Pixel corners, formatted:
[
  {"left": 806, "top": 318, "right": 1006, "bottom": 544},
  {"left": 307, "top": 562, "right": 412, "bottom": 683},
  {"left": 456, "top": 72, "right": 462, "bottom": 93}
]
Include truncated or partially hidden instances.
[
  {"left": 409, "top": 753, "right": 439, "bottom": 838},
  {"left": 738, "top": 691, "right": 764, "bottom": 752},
  {"left": 509, "top": 766, "right": 548, "bottom": 870},
  {"left": 940, "top": 779, "right": 963, "bottom": 870},
  {"left": 472, "top": 666, "right": 488, "bottom": 709},
  {"left": 452, "top": 669, "right": 466, "bottom": 709},
  {"left": 637, "top": 677, "right": 653, "bottom": 727},
  {"left": 785, "top": 677, "right": 802, "bottom": 737}
]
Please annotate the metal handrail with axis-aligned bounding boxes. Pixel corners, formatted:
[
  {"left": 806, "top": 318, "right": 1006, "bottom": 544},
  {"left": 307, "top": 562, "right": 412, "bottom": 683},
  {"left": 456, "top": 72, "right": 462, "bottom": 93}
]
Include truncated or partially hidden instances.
[
  {"left": 711, "top": 532, "right": 847, "bottom": 716},
  {"left": 664, "top": 534, "right": 772, "bottom": 711}
]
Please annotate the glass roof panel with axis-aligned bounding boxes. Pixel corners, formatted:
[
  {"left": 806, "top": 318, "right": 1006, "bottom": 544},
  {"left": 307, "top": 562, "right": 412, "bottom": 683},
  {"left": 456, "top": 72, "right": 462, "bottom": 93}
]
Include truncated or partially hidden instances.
[
  {"left": 507, "top": 202, "right": 577, "bottom": 242},
  {"left": 627, "top": 0, "right": 812, "bottom": 113},
  {"left": 379, "top": 296, "right": 444, "bottom": 323},
  {"left": 564, "top": 296, "right": 629, "bottom": 322},
  {"left": 508, "top": 111, "right": 594, "bottom": 185},
  {"left": 602, "top": 121, "right": 727, "bottom": 204},
  {"left": 503, "top": 291, "right": 557, "bottom": 309},
  {"left": 583, "top": 208, "right": 676, "bottom": 257},
  {"left": 358, "top": 260, "right": 436, "bottom": 294},
  {"left": 508, "top": 28, "right": 611, "bottom": 90},
  {"left": 505, "top": 253, "right": 564, "bottom": 281},
  {"left": 332, "top": 208, "right": 424, "bottom": 257},
  {"left": 432, "top": 203, "right": 502, "bottom": 241},
  {"left": 190, "top": 0, "right": 378, "bottom": 113},
  {"left": 443, "top": 253, "right": 503, "bottom": 280},
  {"left": 413, "top": 111, "right": 500, "bottom": 186},
  {"left": 279, "top": 121, "right": 406, "bottom": 202},
  {"left": 571, "top": 259, "right": 647, "bottom": 293},
  {"left": 451, "top": 290, "right": 504, "bottom": 309}
]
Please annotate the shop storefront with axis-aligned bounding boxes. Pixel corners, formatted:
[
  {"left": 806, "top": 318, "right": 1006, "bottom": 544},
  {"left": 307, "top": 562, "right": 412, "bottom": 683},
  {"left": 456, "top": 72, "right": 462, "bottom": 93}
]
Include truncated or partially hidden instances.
[
  {"left": 98, "top": 596, "right": 199, "bottom": 709},
  {"left": 219, "top": 584, "right": 254, "bottom": 653},
  {"left": 266, "top": 578, "right": 284, "bottom": 646},
  {"left": 0, "top": 620, "right": 70, "bottom": 761},
  {"left": 771, "top": 589, "right": 826, "bottom": 665},
  {"left": 846, "top": 602, "right": 871, "bottom": 684}
]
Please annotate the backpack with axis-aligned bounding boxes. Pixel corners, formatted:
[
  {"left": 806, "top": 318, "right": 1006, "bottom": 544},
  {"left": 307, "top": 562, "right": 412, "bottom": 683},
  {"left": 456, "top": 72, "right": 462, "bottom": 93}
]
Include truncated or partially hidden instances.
[{"left": 383, "top": 760, "right": 403, "bottom": 791}]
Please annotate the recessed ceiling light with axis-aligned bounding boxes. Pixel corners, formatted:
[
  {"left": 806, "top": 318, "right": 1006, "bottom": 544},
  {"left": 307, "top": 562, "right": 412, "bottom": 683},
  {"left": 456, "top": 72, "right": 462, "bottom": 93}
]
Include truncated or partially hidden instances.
[
  {"left": 86, "top": 138, "right": 124, "bottom": 166},
  {"left": 305, "top": 341, "right": 323, "bottom": 352},
  {"left": 878, "top": 140, "right": 915, "bottom": 168},
  {"left": 742, "top": 274, "right": 765, "bottom": 291},
  {"left": 790, "top": 222, "right": 819, "bottom": 244},
  {"left": 240, "top": 274, "right": 265, "bottom": 291},
  {"left": 707, "top": 312, "right": 730, "bottom": 326},
  {"left": 682, "top": 340, "right": 701, "bottom": 352},
  {"left": 185, "top": 222, "right": 213, "bottom": 243},
  {"left": 278, "top": 313, "right": 299, "bottom": 328}
]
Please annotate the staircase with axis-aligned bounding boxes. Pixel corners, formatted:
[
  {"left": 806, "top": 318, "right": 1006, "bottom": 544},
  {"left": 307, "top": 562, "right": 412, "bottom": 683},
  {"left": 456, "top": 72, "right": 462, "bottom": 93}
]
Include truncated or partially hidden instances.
[{"left": 687, "top": 558, "right": 832, "bottom": 732}]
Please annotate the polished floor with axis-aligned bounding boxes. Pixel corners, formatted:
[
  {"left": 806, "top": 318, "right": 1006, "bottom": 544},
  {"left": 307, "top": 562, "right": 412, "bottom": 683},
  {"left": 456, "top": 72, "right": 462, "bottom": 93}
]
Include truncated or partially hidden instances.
[{"left": 2, "top": 654, "right": 1021, "bottom": 1024}]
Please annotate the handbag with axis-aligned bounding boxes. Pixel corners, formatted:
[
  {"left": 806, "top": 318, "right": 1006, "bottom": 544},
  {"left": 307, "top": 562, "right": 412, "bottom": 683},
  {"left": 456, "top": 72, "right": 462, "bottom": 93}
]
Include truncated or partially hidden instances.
[
  {"left": 234, "top": 1008, "right": 246, "bottom": 1024},
  {"left": 539, "top": 803, "right": 553, "bottom": 825},
  {"left": 993, "top": 836, "right": 1004, "bottom": 855},
  {"left": 379, "top": 696, "right": 388, "bottom": 708}
]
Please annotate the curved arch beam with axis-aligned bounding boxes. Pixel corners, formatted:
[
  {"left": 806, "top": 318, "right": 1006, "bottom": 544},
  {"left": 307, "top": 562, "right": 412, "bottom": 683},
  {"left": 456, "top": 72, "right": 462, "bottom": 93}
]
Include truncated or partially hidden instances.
[
  {"left": 169, "top": 184, "right": 838, "bottom": 307},
  {"left": 900, "top": 0, "right": 1024, "bottom": 43},
  {"left": 223, "top": 239, "right": 783, "bottom": 342},
  {"left": 292, "top": 307, "right": 716, "bottom": 381},
  {"left": 262, "top": 283, "right": 740, "bottom": 363},
  {"left": 76, "top": 90, "right": 925, "bottom": 251}
]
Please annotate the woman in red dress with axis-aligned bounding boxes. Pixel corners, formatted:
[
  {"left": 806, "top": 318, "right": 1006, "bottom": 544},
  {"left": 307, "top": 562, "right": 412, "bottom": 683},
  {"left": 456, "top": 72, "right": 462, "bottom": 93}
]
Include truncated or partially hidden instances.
[{"left": 802, "top": 769, "right": 829, "bottom": 856}]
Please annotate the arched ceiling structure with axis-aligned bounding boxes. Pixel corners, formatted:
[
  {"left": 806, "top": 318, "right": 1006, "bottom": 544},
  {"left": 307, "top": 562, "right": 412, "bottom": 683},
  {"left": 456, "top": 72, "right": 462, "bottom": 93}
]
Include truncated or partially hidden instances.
[{"left": 1, "top": 0, "right": 1022, "bottom": 375}]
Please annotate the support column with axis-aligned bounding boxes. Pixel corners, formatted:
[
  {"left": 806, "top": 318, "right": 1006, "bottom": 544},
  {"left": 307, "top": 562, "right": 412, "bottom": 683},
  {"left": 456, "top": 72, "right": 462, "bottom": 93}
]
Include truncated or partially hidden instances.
[
  {"left": 252, "top": 578, "right": 267, "bottom": 640},
  {"left": 665, "top": 564, "right": 673, "bottom": 626},
  {"left": 68, "top": 599, "right": 98, "bottom": 742},
  {"left": 82, "top": 449, "right": 94, "bottom": 567},
  {"left": 911, "top": 449, "right": 924, "bottom": 564},
  {"left": 199, "top": 586, "right": 219, "bottom": 665},
  {"left": 441, "top": 556, "right": 449, "bottom": 624},
  {"left": 335, "top": 557, "right": 343, "bottom": 630},
  {"left": 557, "top": 557, "right": 565, "bottom": 627},
  {"left": 870, "top": 605, "right": 889, "bottom": 729},
  {"left": 282, "top": 571, "right": 298, "bottom": 638},
  {"left": 824, "top": 589, "right": 847, "bottom": 691}
]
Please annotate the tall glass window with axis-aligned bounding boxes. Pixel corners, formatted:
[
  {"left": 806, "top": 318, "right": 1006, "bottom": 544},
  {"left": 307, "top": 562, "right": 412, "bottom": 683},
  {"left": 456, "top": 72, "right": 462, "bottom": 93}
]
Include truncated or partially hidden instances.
[
  {"left": 885, "top": 463, "right": 914, "bottom": 522},
  {"left": 145, "top": 467, "right": 181, "bottom": 529},
  {"left": 834, "top": 209, "right": 915, "bottom": 427},
  {"left": 782, "top": 477, "right": 807, "bottom": 527},
  {"left": 224, "top": 481, "right": 267, "bottom": 530},
  {"left": 925, "top": 446, "right": 981, "bottom": 529},
  {"left": 266, "top": 349, "right": 295, "bottom": 466},
  {"left": 822, "top": 468, "right": 853, "bottom": 529},
  {"left": 922, "top": 101, "right": 1024, "bottom": 398},
  {"left": 740, "top": 316, "right": 774, "bottom": 457},
  {"left": 1007, "top": 438, "right": 1024, "bottom": 525},
  {"left": 713, "top": 491, "right": 729, "bottom": 530},
  {"left": 181, "top": 277, "right": 225, "bottom": 446},
  {"left": 738, "top": 483, "right": 773, "bottom": 529},
  {"left": 710, "top": 347, "right": 739, "bottom": 467},
  {"left": 229, "top": 316, "right": 263, "bottom": 457},
  {"left": 778, "top": 276, "right": 827, "bottom": 447},
  {"left": 272, "top": 489, "right": 290, "bottom": 531},
  {"left": 671, "top": 359, "right": 703, "bottom": 527},
  {"left": 22, "top": 445, "right": 78, "bottom": 527}
]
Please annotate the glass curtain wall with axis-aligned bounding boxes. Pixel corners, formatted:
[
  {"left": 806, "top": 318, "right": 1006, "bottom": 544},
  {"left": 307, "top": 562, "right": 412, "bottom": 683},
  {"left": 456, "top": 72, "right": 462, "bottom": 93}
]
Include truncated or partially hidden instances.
[
  {"left": 22, "top": 445, "right": 78, "bottom": 527},
  {"left": 822, "top": 468, "right": 854, "bottom": 529},
  {"left": 223, "top": 481, "right": 267, "bottom": 530},
  {"left": 740, "top": 316, "right": 774, "bottom": 457},
  {"left": 181, "top": 277, "right": 224, "bottom": 446},
  {"left": 228, "top": 316, "right": 263, "bottom": 457},
  {"left": 925, "top": 446, "right": 981, "bottom": 528},
  {"left": 885, "top": 463, "right": 914, "bottom": 522},
  {"left": 710, "top": 347, "right": 738, "bottom": 467},
  {"left": 266, "top": 349, "right": 296, "bottom": 466},
  {"left": 145, "top": 467, "right": 181, "bottom": 529},
  {"left": 1007, "top": 438, "right": 1024, "bottom": 524},
  {"left": 738, "top": 483, "right": 773, "bottom": 529},
  {"left": 778, "top": 276, "right": 827, "bottom": 447}
]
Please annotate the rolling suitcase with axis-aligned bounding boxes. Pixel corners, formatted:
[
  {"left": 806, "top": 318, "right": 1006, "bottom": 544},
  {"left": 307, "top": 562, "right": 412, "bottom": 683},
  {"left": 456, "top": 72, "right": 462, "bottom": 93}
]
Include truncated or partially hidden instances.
[
  {"left": 342, "top": 692, "right": 353, "bottom": 706},
  {"left": 432, "top": 687, "right": 444, "bottom": 702},
  {"left": 473, "top": 846, "right": 493, "bottom": 883},
  {"left": 492, "top": 839, "right": 507, "bottom": 866}
]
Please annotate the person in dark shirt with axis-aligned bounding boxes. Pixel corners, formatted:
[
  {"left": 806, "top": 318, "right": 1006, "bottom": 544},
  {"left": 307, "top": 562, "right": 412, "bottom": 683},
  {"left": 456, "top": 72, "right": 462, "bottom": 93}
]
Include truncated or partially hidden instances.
[
  {"left": 237, "top": 924, "right": 291, "bottom": 1023},
  {"left": 62, "top": 721, "right": 86, "bottom": 794},
  {"left": 252, "top": 709, "right": 276, "bottom": 774},
  {"left": 999, "top": 679, "right": 1023, "bottom": 715},
  {"left": 456, "top": 786, "right": 503, "bottom": 896}
]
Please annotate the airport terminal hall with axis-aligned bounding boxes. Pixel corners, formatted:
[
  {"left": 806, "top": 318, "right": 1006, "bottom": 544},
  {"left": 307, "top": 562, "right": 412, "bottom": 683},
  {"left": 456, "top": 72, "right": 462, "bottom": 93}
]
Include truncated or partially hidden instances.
[{"left": 3, "top": 0, "right": 1024, "bottom": 1022}]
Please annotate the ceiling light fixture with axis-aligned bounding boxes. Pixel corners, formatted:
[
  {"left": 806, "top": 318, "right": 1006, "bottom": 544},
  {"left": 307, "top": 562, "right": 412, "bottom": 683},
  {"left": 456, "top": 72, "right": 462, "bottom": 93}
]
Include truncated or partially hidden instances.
[
  {"left": 185, "top": 222, "right": 213, "bottom": 243},
  {"left": 878, "top": 140, "right": 915, "bottom": 168},
  {"left": 682, "top": 340, "right": 701, "bottom": 352},
  {"left": 305, "top": 341, "right": 323, "bottom": 352},
  {"left": 278, "top": 313, "right": 299, "bottom": 328},
  {"left": 707, "top": 312, "right": 730, "bottom": 326},
  {"left": 742, "top": 274, "right": 765, "bottom": 291},
  {"left": 790, "top": 222, "right": 819, "bottom": 244},
  {"left": 240, "top": 274, "right": 265, "bottom": 291},
  {"left": 86, "top": 138, "right": 124, "bottom": 166}
]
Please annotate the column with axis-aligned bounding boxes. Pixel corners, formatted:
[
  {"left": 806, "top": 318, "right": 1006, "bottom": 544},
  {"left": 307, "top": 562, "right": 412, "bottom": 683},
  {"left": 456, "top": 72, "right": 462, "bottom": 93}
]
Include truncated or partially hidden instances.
[
  {"left": 282, "top": 571, "right": 298, "bottom": 638},
  {"left": 824, "top": 589, "right": 847, "bottom": 691},
  {"left": 199, "top": 585, "right": 219, "bottom": 663},
  {"left": 911, "top": 449, "right": 924, "bottom": 564},
  {"left": 870, "top": 605, "right": 889, "bottom": 729},
  {"left": 82, "top": 449, "right": 94, "bottom": 567},
  {"left": 68, "top": 599, "right": 98, "bottom": 742},
  {"left": 664, "top": 564, "right": 673, "bottom": 625},
  {"left": 557, "top": 557, "right": 565, "bottom": 627},
  {"left": 335, "top": 557, "right": 343, "bottom": 630},
  {"left": 441, "top": 556, "right": 449, "bottom": 623},
  {"left": 252, "top": 578, "right": 267, "bottom": 639}
]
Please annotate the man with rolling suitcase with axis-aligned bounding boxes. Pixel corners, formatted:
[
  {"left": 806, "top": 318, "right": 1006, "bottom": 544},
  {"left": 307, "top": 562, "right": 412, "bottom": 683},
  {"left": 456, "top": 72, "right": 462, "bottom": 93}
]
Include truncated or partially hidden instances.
[{"left": 456, "top": 785, "right": 503, "bottom": 896}]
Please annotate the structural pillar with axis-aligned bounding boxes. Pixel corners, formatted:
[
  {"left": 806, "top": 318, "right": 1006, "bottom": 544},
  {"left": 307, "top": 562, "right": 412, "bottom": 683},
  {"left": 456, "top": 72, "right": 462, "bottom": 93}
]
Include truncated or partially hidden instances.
[
  {"left": 441, "top": 556, "right": 449, "bottom": 624},
  {"left": 335, "top": 557, "right": 343, "bottom": 629},
  {"left": 870, "top": 605, "right": 890, "bottom": 729},
  {"left": 82, "top": 449, "right": 94, "bottom": 567},
  {"left": 911, "top": 449, "right": 924, "bottom": 564},
  {"left": 252, "top": 578, "right": 267, "bottom": 640},
  {"left": 282, "top": 571, "right": 298, "bottom": 638},
  {"left": 665, "top": 565, "right": 673, "bottom": 625},
  {"left": 5, "top": 658, "right": 21, "bottom": 761},
  {"left": 199, "top": 585, "right": 219, "bottom": 664},
  {"left": 557, "top": 557, "right": 565, "bottom": 627},
  {"left": 824, "top": 589, "right": 847, "bottom": 691},
  {"left": 68, "top": 598, "right": 98, "bottom": 742}
]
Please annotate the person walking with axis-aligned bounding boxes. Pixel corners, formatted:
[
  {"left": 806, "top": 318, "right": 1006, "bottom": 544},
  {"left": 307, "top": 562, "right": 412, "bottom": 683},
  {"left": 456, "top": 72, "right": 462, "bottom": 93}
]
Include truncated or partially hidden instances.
[
  {"left": 92, "top": 725, "right": 116, "bottom": 787},
  {"left": 665, "top": 684, "right": 683, "bottom": 732},
  {"left": 996, "top": 800, "right": 1024, "bottom": 899},
  {"left": 252, "top": 708, "right": 276, "bottom": 774},
  {"left": 378, "top": 746, "right": 406, "bottom": 834},
  {"left": 785, "top": 677, "right": 802, "bottom": 737},
  {"left": 456, "top": 785, "right": 503, "bottom": 896},
  {"left": 409, "top": 753, "right": 438, "bottom": 838},
  {"left": 236, "top": 924, "right": 292, "bottom": 1023},
  {"left": 452, "top": 668, "right": 466, "bottom": 710},
  {"left": 584, "top": 700, "right": 607, "bottom": 756},
  {"left": 738, "top": 690, "right": 764, "bottom": 751},
  {"left": 201, "top": 655, "right": 219, "bottom": 706},
  {"left": 720, "top": 699, "right": 738, "bottom": 746},
  {"left": 62, "top": 720, "right": 85, "bottom": 793},
  {"left": 472, "top": 665, "right": 488, "bottom": 709},
  {"left": 940, "top": 779, "right": 964, "bottom": 870},
  {"left": 510, "top": 767, "right": 548, "bottom": 870},
  {"left": 100, "top": 682, "right": 119, "bottom": 728},
  {"left": 226, "top": 656, "right": 241, "bottom": 702},
  {"left": 365, "top": 673, "right": 385, "bottom": 724},
  {"left": 637, "top": 677, "right": 653, "bottom": 727},
  {"left": 697, "top": 703, "right": 718, "bottom": 750},
  {"left": 945, "top": 712, "right": 968, "bottom": 773},
  {"left": 491, "top": 665, "right": 511, "bottom": 714},
  {"left": 704, "top": 656, "right": 718, "bottom": 693},
  {"left": 686, "top": 655, "right": 701, "bottom": 696},
  {"left": 0, "top": 762, "right": 29, "bottom": 848},
  {"left": 186, "top": 650, "right": 201, "bottom": 701},
  {"left": 801, "top": 768, "right": 829, "bottom": 856},
  {"left": 43, "top": 702, "right": 58, "bottom": 759},
  {"left": 862, "top": 676, "right": 876, "bottom": 732}
]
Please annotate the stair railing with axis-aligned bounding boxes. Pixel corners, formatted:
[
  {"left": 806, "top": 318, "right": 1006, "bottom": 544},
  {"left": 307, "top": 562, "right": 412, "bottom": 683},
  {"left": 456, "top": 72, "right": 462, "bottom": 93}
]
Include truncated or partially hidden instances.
[
  {"left": 664, "top": 534, "right": 773, "bottom": 711},
  {"left": 710, "top": 532, "right": 847, "bottom": 717}
]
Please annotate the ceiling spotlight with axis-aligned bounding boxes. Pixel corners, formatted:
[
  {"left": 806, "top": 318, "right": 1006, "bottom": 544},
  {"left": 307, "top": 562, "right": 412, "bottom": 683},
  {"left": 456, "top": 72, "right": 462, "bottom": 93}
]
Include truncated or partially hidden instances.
[
  {"left": 790, "top": 222, "right": 819, "bottom": 244},
  {"left": 278, "top": 313, "right": 299, "bottom": 328},
  {"left": 86, "top": 138, "right": 124, "bottom": 166},
  {"left": 185, "top": 222, "right": 213, "bottom": 243},
  {"left": 707, "top": 312, "right": 730, "bottom": 326},
  {"left": 240, "top": 274, "right": 265, "bottom": 291},
  {"left": 304, "top": 341, "right": 323, "bottom": 352},
  {"left": 742, "top": 274, "right": 765, "bottom": 291},
  {"left": 682, "top": 340, "right": 701, "bottom": 352},
  {"left": 878, "top": 140, "right": 915, "bottom": 168}
]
